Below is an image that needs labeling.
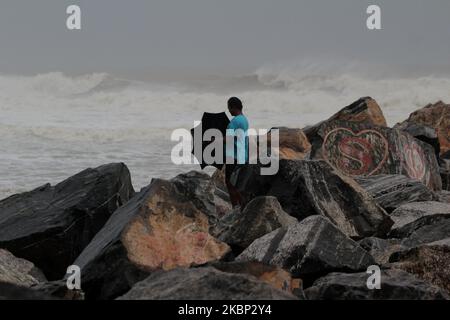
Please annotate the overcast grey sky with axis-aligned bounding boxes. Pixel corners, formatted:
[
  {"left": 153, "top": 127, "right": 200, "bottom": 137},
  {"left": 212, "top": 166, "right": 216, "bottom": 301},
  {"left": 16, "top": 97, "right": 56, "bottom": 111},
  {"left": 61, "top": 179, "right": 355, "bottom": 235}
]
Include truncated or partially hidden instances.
[{"left": 0, "top": 0, "right": 449, "bottom": 76}]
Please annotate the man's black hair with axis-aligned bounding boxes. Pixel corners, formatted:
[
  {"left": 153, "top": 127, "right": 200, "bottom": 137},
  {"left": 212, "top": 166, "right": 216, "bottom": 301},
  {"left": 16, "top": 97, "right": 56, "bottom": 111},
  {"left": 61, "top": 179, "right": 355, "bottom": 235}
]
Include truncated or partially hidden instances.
[{"left": 228, "top": 97, "right": 243, "bottom": 110}]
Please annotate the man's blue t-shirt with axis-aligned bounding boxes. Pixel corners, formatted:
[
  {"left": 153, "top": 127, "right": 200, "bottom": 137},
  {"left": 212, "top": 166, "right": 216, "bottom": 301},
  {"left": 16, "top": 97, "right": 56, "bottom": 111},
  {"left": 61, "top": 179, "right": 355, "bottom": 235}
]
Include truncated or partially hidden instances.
[{"left": 226, "top": 114, "right": 249, "bottom": 164}]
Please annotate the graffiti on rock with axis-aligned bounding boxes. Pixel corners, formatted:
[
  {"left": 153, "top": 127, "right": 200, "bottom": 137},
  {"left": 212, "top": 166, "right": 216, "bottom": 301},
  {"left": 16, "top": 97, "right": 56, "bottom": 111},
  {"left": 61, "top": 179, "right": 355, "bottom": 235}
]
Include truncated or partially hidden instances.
[{"left": 322, "top": 128, "right": 389, "bottom": 177}]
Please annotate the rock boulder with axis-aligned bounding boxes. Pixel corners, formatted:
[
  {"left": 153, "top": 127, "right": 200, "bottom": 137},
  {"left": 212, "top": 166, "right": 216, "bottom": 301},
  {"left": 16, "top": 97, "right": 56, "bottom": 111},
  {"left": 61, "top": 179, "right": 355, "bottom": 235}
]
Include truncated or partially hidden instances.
[
  {"left": 305, "top": 269, "right": 449, "bottom": 300},
  {"left": 358, "top": 237, "right": 406, "bottom": 265},
  {"left": 209, "top": 261, "right": 303, "bottom": 296},
  {"left": 0, "top": 249, "right": 46, "bottom": 287},
  {"left": 304, "top": 97, "right": 387, "bottom": 147},
  {"left": 389, "top": 202, "right": 450, "bottom": 239},
  {"left": 0, "top": 282, "right": 56, "bottom": 300},
  {"left": 389, "top": 240, "right": 450, "bottom": 294},
  {"left": 308, "top": 120, "right": 442, "bottom": 191},
  {"left": 395, "top": 101, "right": 450, "bottom": 156},
  {"left": 236, "top": 160, "right": 392, "bottom": 238},
  {"left": 73, "top": 173, "right": 230, "bottom": 300},
  {"left": 214, "top": 196, "right": 297, "bottom": 250},
  {"left": 236, "top": 216, "right": 375, "bottom": 282},
  {"left": 268, "top": 127, "right": 311, "bottom": 160},
  {"left": 355, "top": 175, "right": 437, "bottom": 212},
  {"left": 0, "top": 163, "right": 135, "bottom": 280}
]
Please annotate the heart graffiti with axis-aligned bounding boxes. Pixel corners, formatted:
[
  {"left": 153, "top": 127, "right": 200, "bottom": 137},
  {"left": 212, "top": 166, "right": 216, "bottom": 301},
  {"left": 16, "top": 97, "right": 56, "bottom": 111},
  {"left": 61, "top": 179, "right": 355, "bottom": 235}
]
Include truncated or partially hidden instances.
[
  {"left": 400, "top": 137, "right": 429, "bottom": 184},
  {"left": 322, "top": 128, "right": 389, "bottom": 177}
]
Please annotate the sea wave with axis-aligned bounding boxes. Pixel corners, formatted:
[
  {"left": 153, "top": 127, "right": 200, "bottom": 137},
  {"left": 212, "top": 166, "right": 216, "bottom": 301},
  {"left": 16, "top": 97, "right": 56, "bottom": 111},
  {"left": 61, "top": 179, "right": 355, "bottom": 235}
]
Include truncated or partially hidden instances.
[{"left": 0, "top": 66, "right": 449, "bottom": 199}]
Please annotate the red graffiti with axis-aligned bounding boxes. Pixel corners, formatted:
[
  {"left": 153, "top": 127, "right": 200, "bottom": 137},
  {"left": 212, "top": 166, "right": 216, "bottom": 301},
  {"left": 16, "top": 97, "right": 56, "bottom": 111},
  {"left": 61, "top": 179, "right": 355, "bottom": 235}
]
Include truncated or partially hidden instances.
[
  {"left": 337, "top": 136, "right": 374, "bottom": 176},
  {"left": 323, "top": 128, "right": 389, "bottom": 177}
]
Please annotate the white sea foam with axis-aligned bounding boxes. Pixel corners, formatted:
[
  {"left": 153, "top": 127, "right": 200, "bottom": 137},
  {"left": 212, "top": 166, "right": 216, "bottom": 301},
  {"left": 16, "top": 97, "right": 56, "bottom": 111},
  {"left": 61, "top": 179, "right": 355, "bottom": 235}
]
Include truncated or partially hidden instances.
[{"left": 0, "top": 65, "right": 449, "bottom": 199}]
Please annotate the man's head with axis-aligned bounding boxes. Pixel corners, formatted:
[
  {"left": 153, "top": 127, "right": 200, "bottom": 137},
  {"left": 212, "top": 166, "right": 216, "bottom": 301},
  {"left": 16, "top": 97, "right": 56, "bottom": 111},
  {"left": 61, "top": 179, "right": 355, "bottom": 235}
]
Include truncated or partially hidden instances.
[{"left": 228, "top": 97, "right": 243, "bottom": 116}]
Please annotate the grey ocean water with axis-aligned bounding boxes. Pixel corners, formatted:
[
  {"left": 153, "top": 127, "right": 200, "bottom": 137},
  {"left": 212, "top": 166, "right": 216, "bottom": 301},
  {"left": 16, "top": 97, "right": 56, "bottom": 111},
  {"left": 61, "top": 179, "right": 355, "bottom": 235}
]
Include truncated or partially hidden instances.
[{"left": 1, "top": 63, "right": 450, "bottom": 199}]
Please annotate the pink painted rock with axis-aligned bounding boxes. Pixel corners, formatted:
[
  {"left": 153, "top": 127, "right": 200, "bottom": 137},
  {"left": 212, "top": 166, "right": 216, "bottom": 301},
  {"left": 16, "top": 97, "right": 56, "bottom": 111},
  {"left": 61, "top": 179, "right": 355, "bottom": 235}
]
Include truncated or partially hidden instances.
[
  {"left": 73, "top": 172, "right": 230, "bottom": 300},
  {"left": 122, "top": 179, "right": 230, "bottom": 271},
  {"left": 309, "top": 120, "right": 442, "bottom": 191}
]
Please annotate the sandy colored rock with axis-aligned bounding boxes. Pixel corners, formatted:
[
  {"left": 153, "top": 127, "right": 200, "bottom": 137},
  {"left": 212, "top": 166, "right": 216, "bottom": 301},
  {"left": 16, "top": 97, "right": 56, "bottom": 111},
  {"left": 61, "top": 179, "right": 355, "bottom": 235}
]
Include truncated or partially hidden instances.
[
  {"left": 396, "top": 101, "right": 450, "bottom": 156},
  {"left": 268, "top": 127, "right": 311, "bottom": 160}
]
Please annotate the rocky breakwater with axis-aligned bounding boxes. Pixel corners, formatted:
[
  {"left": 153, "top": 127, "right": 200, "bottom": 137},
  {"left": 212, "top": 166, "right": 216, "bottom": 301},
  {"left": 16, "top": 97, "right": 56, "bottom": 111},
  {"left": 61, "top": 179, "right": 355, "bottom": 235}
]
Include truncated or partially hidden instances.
[{"left": 1, "top": 98, "right": 449, "bottom": 300}]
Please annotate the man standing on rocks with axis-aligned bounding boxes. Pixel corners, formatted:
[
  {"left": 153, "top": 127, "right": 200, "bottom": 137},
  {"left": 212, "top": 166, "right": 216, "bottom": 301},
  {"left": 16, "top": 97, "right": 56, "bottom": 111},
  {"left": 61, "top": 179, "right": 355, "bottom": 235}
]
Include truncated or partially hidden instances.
[{"left": 225, "top": 97, "right": 249, "bottom": 210}]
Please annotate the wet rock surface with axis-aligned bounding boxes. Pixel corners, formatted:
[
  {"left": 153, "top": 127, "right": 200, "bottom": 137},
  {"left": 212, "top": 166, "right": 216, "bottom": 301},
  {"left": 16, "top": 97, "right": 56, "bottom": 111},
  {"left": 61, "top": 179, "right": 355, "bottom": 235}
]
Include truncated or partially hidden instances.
[{"left": 0, "top": 163, "right": 135, "bottom": 280}]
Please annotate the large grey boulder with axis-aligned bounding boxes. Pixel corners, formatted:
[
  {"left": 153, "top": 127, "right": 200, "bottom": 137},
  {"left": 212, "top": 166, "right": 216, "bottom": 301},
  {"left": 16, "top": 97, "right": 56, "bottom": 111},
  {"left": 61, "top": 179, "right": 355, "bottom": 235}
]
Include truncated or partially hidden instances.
[
  {"left": 0, "top": 163, "right": 135, "bottom": 280},
  {"left": 394, "top": 101, "right": 450, "bottom": 157},
  {"left": 355, "top": 175, "right": 437, "bottom": 212},
  {"left": 117, "top": 267, "right": 298, "bottom": 300},
  {"left": 305, "top": 269, "right": 449, "bottom": 300},
  {"left": 236, "top": 160, "right": 392, "bottom": 238},
  {"left": 440, "top": 159, "right": 450, "bottom": 191},
  {"left": 358, "top": 237, "right": 406, "bottom": 265},
  {"left": 401, "top": 219, "right": 450, "bottom": 248},
  {"left": 236, "top": 216, "right": 375, "bottom": 280},
  {"left": 437, "top": 191, "right": 450, "bottom": 203},
  {"left": 214, "top": 196, "right": 297, "bottom": 249},
  {"left": 389, "top": 202, "right": 450, "bottom": 238}
]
